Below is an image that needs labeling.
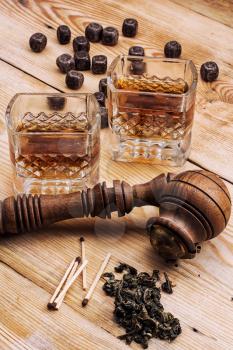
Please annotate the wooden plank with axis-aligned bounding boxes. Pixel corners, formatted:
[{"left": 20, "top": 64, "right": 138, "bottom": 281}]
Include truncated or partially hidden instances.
[
  {"left": 0, "top": 61, "right": 233, "bottom": 349},
  {"left": 0, "top": 262, "right": 129, "bottom": 350},
  {"left": 171, "top": 0, "right": 233, "bottom": 29},
  {"left": 191, "top": 88, "right": 233, "bottom": 182},
  {"left": 1, "top": 0, "right": 233, "bottom": 83},
  {"left": 0, "top": 3, "right": 233, "bottom": 350},
  {"left": 0, "top": 0, "right": 233, "bottom": 181},
  {"left": 0, "top": 133, "right": 233, "bottom": 350}
]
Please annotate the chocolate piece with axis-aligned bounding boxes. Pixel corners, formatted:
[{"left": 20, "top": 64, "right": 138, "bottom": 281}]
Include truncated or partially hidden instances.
[
  {"left": 47, "top": 96, "right": 66, "bottom": 110},
  {"left": 130, "top": 60, "right": 145, "bottom": 75},
  {"left": 99, "top": 78, "right": 107, "bottom": 97},
  {"left": 73, "top": 36, "right": 90, "bottom": 52},
  {"left": 100, "top": 107, "right": 108, "bottom": 128},
  {"left": 74, "top": 51, "right": 91, "bottom": 71},
  {"left": 57, "top": 25, "right": 71, "bottom": 44},
  {"left": 122, "top": 18, "right": 138, "bottom": 37},
  {"left": 128, "top": 46, "right": 144, "bottom": 57},
  {"left": 56, "top": 54, "right": 75, "bottom": 73},
  {"left": 164, "top": 41, "right": 182, "bottom": 58},
  {"left": 29, "top": 33, "right": 47, "bottom": 53},
  {"left": 65, "top": 70, "right": 84, "bottom": 89},
  {"left": 85, "top": 22, "right": 103, "bottom": 42},
  {"left": 92, "top": 55, "right": 107, "bottom": 74},
  {"left": 200, "top": 61, "right": 219, "bottom": 82},
  {"left": 102, "top": 27, "right": 119, "bottom": 46},
  {"left": 94, "top": 92, "right": 105, "bottom": 107}
]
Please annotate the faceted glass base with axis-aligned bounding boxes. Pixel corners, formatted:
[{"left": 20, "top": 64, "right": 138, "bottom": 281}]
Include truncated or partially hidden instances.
[
  {"left": 13, "top": 167, "right": 99, "bottom": 195},
  {"left": 111, "top": 132, "right": 191, "bottom": 167}
]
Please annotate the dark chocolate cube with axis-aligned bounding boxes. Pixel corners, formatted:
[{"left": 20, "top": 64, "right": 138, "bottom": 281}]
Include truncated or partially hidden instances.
[
  {"left": 102, "top": 27, "right": 119, "bottom": 46},
  {"left": 130, "top": 60, "right": 146, "bottom": 75},
  {"left": 100, "top": 107, "right": 108, "bottom": 128},
  {"left": 47, "top": 96, "right": 66, "bottom": 110},
  {"left": 128, "top": 46, "right": 144, "bottom": 57},
  {"left": 200, "top": 61, "right": 219, "bottom": 82},
  {"left": 65, "top": 70, "right": 84, "bottom": 90},
  {"left": 73, "top": 36, "right": 90, "bottom": 52},
  {"left": 57, "top": 25, "right": 71, "bottom": 44},
  {"left": 56, "top": 54, "right": 75, "bottom": 73},
  {"left": 122, "top": 18, "right": 138, "bottom": 37},
  {"left": 29, "top": 32, "right": 47, "bottom": 53},
  {"left": 94, "top": 92, "right": 105, "bottom": 107},
  {"left": 99, "top": 78, "right": 108, "bottom": 97},
  {"left": 74, "top": 51, "right": 91, "bottom": 71},
  {"left": 92, "top": 55, "right": 107, "bottom": 74},
  {"left": 164, "top": 41, "right": 182, "bottom": 58},
  {"left": 85, "top": 22, "right": 103, "bottom": 42}
]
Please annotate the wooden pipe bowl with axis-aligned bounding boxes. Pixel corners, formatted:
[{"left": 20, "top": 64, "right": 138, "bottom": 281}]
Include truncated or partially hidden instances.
[{"left": 147, "top": 170, "right": 231, "bottom": 258}]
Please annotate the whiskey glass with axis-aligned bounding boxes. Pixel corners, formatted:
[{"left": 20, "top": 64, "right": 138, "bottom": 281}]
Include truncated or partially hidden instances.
[
  {"left": 107, "top": 55, "right": 197, "bottom": 166},
  {"left": 6, "top": 93, "right": 100, "bottom": 194}
]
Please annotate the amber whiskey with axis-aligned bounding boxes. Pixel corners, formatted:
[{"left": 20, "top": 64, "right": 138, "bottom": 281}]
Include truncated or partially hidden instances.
[
  {"left": 110, "top": 75, "right": 193, "bottom": 140},
  {"left": 107, "top": 56, "right": 197, "bottom": 166},
  {"left": 10, "top": 110, "right": 99, "bottom": 194}
]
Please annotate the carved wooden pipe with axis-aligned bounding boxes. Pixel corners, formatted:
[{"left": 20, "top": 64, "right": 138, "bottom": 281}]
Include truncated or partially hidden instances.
[
  {"left": 147, "top": 170, "right": 231, "bottom": 260},
  {"left": 0, "top": 170, "right": 231, "bottom": 260}
]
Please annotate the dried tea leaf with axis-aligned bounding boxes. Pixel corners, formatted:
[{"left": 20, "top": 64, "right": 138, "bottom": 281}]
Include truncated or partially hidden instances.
[
  {"left": 161, "top": 272, "right": 173, "bottom": 294},
  {"left": 102, "top": 263, "right": 181, "bottom": 348}
]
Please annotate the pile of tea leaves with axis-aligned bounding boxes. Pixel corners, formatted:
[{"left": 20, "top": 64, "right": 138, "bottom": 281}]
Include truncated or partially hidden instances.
[{"left": 102, "top": 263, "right": 181, "bottom": 349}]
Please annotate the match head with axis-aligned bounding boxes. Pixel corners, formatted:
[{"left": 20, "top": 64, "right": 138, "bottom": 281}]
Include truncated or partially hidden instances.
[
  {"left": 80, "top": 237, "right": 85, "bottom": 242},
  {"left": 75, "top": 256, "right": 81, "bottom": 263},
  {"left": 82, "top": 298, "right": 89, "bottom": 307},
  {"left": 47, "top": 302, "right": 58, "bottom": 310}
]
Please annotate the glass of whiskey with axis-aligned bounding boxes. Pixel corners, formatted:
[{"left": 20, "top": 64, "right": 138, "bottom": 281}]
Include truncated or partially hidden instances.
[
  {"left": 6, "top": 93, "right": 100, "bottom": 194},
  {"left": 107, "top": 55, "right": 197, "bottom": 166}
]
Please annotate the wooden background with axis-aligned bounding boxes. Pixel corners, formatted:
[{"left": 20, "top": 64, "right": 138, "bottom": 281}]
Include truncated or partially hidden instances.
[{"left": 0, "top": 1, "right": 233, "bottom": 349}]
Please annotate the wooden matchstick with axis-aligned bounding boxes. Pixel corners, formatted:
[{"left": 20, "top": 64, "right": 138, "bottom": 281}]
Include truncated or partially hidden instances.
[
  {"left": 60, "top": 256, "right": 82, "bottom": 296},
  {"left": 68, "top": 257, "right": 81, "bottom": 281},
  {"left": 82, "top": 253, "right": 111, "bottom": 307},
  {"left": 80, "top": 237, "right": 87, "bottom": 290},
  {"left": 47, "top": 257, "right": 80, "bottom": 310},
  {"left": 54, "top": 259, "right": 88, "bottom": 310},
  {"left": 52, "top": 257, "right": 82, "bottom": 309}
]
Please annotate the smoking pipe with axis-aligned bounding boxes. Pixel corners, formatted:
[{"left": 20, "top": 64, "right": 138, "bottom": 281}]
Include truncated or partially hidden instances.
[{"left": 0, "top": 170, "right": 231, "bottom": 260}]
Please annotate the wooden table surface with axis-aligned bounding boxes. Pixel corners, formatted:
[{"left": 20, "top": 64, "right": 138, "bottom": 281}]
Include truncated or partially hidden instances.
[{"left": 0, "top": 1, "right": 233, "bottom": 349}]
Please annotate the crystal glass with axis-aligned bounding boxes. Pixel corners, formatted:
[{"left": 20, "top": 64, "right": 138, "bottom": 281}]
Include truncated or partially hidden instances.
[
  {"left": 107, "top": 55, "right": 197, "bottom": 166},
  {"left": 6, "top": 93, "right": 100, "bottom": 194}
]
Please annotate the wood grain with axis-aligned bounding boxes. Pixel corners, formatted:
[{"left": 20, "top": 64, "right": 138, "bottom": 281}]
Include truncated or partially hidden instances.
[
  {"left": 0, "top": 1, "right": 233, "bottom": 350},
  {"left": 0, "top": 61, "right": 232, "bottom": 348},
  {"left": 0, "top": 0, "right": 233, "bottom": 181},
  {"left": 0, "top": 261, "right": 129, "bottom": 350},
  {"left": 172, "top": 0, "right": 233, "bottom": 29}
]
